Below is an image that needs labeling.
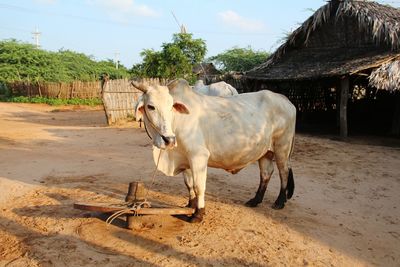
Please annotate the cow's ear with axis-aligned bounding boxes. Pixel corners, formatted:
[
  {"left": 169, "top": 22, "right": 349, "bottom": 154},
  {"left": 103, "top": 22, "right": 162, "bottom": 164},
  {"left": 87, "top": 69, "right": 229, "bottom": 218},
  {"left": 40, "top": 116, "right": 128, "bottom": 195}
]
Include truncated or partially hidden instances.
[
  {"left": 173, "top": 102, "right": 190, "bottom": 114},
  {"left": 135, "top": 98, "right": 144, "bottom": 121}
]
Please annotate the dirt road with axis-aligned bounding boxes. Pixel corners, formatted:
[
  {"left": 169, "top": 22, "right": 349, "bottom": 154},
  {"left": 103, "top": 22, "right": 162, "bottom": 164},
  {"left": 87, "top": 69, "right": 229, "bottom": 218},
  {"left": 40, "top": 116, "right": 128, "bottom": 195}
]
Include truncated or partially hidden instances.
[{"left": 0, "top": 102, "right": 399, "bottom": 266}]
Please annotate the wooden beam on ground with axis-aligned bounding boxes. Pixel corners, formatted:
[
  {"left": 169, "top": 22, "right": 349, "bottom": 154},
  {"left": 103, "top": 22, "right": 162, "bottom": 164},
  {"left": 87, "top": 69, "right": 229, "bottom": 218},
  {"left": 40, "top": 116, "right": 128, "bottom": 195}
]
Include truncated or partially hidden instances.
[{"left": 73, "top": 202, "right": 194, "bottom": 215}]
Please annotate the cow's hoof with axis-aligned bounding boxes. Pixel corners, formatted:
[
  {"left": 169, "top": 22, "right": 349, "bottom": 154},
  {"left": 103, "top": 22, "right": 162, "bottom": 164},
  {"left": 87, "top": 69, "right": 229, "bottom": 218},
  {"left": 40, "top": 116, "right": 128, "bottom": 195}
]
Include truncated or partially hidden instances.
[
  {"left": 245, "top": 198, "right": 260, "bottom": 207},
  {"left": 272, "top": 190, "right": 286, "bottom": 210},
  {"left": 189, "top": 208, "right": 205, "bottom": 223},
  {"left": 271, "top": 201, "right": 285, "bottom": 210}
]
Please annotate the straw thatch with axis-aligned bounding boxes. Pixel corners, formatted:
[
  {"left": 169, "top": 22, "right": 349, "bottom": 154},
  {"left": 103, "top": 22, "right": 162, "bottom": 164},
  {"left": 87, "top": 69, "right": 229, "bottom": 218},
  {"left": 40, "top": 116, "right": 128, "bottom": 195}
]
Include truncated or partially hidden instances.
[
  {"left": 193, "top": 63, "right": 221, "bottom": 81},
  {"left": 246, "top": 0, "right": 400, "bottom": 84},
  {"left": 369, "top": 59, "right": 400, "bottom": 91}
]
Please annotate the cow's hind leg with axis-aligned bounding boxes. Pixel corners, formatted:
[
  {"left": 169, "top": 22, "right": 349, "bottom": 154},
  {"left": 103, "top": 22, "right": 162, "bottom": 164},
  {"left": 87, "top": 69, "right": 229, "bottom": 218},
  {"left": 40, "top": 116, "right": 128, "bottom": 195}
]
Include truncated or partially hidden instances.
[
  {"left": 183, "top": 169, "right": 197, "bottom": 209},
  {"left": 272, "top": 152, "right": 295, "bottom": 209},
  {"left": 246, "top": 151, "right": 274, "bottom": 207}
]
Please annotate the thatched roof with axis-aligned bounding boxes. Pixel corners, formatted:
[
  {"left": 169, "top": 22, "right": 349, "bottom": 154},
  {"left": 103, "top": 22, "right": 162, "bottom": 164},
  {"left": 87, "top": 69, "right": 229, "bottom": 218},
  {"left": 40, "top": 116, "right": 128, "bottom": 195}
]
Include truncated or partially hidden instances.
[
  {"left": 369, "top": 59, "right": 400, "bottom": 90},
  {"left": 193, "top": 63, "right": 221, "bottom": 76},
  {"left": 246, "top": 0, "right": 400, "bottom": 86}
]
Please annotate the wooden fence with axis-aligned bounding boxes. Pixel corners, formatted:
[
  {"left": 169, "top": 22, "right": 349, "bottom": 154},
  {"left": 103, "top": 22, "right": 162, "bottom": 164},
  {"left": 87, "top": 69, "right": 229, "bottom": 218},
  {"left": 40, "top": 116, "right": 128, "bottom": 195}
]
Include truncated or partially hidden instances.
[
  {"left": 101, "top": 78, "right": 168, "bottom": 125},
  {"left": 102, "top": 79, "right": 141, "bottom": 125},
  {"left": 7, "top": 81, "right": 102, "bottom": 99}
]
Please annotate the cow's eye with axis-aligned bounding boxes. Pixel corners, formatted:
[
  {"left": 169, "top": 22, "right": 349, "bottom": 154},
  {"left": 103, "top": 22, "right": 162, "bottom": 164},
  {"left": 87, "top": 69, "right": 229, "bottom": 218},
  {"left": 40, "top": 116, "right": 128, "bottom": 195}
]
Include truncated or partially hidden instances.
[{"left": 147, "top": 104, "right": 155, "bottom": 111}]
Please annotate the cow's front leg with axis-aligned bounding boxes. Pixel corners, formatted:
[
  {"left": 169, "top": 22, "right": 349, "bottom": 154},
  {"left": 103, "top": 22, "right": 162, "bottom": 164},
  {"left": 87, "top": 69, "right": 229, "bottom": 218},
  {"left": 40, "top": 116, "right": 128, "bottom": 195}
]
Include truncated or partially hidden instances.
[
  {"left": 183, "top": 169, "right": 196, "bottom": 208},
  {"left": 189, "top": 150, "right": 210, "bottom": 223}
]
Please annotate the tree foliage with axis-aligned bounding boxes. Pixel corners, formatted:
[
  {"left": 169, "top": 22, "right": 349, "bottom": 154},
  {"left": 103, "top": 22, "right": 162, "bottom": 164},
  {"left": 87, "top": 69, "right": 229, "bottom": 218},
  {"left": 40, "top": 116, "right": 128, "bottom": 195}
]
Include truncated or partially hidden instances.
[
  {"left": 0, "top": 39, "right": 129, "bottom": 83},
  {"left": 131, "top": 33, "right": 207, "bottom": 81},
  {"left": 209, "top": 47, "right": 269, "bottom": 73}
]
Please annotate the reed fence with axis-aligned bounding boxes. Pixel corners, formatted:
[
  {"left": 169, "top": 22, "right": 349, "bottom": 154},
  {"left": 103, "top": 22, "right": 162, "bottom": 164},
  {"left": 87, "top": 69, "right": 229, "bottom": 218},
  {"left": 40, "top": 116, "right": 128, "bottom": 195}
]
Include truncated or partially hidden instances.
[
  {"left": 7, "top": 81, "right": 102, "bottom": 99},
  {"left": 101, "top": 78, "right": 168, "bottom": 125}
]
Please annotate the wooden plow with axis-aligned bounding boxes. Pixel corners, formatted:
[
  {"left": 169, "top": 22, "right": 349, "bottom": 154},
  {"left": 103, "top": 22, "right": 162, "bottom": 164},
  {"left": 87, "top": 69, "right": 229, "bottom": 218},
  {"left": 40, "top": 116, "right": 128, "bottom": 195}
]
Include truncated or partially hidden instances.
[{"left": 74, "top": 182, "right": 194, "bottom": 229}]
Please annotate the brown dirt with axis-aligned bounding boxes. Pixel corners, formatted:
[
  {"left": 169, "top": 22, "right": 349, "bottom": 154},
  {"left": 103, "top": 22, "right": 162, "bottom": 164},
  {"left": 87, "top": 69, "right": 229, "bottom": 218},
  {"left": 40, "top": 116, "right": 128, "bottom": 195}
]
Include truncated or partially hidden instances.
[{"left": 0, "top": 102, "right": 399, "bottom": 267}]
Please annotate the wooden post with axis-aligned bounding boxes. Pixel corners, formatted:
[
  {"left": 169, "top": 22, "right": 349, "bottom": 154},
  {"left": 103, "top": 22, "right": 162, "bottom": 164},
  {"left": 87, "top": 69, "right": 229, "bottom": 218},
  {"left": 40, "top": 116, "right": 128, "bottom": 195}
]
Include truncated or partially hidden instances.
[
  {"left": 70, "top": 83, "right": 73, "bottom": 99},
  {"left": 38, "top": 83, "right": 42, "bottom": 97},
  {"left": 27, "top": 82, "right": 31, "bottom": 97},
  {"left": 336, "top": 85, "right": 340, "bottom": 128},
  {"left": 101, "top": 79, "right": 112, "bottom": 125},
  {"left": 391, "top": 92, "right": 400, "bottom": 136},
  {"left": 125, "top": 182, "right": 146, "bottom": 202},
  {"left": 339, "top": 76, "right": 349, "bottom": 139},
  {"left": 125, "top": 182, "right": 146, "bottom": 229}
]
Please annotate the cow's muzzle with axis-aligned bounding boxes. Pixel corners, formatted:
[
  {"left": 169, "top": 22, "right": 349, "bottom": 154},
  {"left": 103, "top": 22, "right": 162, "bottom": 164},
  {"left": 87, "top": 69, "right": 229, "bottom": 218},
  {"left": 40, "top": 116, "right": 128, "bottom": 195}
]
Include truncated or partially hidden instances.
[{"left": 161, "top": 135, "right": 176, "bottom": 148}]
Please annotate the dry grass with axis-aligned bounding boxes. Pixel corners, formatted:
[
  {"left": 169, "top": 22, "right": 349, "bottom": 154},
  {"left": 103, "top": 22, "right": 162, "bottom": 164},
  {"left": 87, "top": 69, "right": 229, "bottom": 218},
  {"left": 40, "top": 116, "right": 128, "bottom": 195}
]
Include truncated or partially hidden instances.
[
  {"left": 369, "top": 59, "right": 400, "bottom": 91},
  {"left": 251, "top": 0, "right": 400, "bottom": 73}
]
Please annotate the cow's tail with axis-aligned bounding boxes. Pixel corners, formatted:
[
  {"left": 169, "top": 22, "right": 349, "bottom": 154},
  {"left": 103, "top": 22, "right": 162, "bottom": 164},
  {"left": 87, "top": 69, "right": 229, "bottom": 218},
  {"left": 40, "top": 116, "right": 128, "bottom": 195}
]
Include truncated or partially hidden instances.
[
  {"left": 287, "top": 134, "right": 295, "bottom": 199},
  {"left": 287, "top": 168, "right": 294, "bottom": 199},
  {"left": 288, "top": 133, "right": 295, "bottom": 160}
]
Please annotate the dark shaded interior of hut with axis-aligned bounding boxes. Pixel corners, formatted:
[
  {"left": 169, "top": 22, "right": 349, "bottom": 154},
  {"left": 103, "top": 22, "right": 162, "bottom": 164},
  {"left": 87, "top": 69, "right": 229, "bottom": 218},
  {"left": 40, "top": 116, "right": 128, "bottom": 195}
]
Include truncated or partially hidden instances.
[{"left": 257, "top": 78, "right": 399, "bottom": 137}]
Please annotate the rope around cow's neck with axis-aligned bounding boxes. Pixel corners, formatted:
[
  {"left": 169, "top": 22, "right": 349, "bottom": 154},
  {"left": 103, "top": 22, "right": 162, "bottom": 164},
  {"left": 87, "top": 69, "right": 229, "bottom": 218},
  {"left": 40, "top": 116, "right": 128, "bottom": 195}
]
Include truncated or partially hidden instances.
[
  {"left": 142, "top": 108, "right": 165, "bottom": 140},
  {"left": 105, "top": 140, "right": 163, "bottom": 226}
]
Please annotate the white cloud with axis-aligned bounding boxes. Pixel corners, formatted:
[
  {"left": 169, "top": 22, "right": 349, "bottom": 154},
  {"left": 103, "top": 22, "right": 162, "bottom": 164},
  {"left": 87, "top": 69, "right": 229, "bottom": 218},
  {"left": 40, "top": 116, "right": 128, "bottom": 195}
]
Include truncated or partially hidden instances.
[
  {"left": 218, "top": 10, "right": 266, "bottom": 32},
  {"left": 89, "top": 0, "right": 159, "bottom": 21}
]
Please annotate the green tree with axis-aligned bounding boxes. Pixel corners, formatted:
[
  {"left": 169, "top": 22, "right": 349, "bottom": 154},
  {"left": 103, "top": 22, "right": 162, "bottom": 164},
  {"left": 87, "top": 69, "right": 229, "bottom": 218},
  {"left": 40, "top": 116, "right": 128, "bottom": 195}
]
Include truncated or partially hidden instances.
[
  {"left": 96, "top": 59, "right": 130, "bottom": 80},
  {"left": 131, "top": 33, "right": 207, "bottom": 81},
  {"left": 136, "top": 49, "right": 164, "bottom": 77},
  {"left": 209, "top": 47, "right": 269, "bottom": 73},
  {"left": 0, "top": 39, "right": 130, "bottom": 83},
  {"left": 0, "top": 40, "right": 68, "bottom": 82}
]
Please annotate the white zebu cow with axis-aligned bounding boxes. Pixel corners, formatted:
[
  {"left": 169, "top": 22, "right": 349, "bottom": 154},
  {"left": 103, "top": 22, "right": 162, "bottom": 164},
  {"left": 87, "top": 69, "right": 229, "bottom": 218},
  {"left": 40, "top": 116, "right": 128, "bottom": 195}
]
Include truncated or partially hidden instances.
[
  {"left": 193, "top": 80, "right": 238, "bottom": 97},
  {"left": 133, "top": 79, "right": 296, "bottom": 223}
]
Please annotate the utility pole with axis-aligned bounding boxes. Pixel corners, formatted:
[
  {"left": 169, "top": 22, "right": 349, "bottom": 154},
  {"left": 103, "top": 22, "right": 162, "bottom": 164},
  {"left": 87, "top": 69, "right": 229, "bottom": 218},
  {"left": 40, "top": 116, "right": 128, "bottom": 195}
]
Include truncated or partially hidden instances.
[
  {"left": 114, "top": 52, "right": 120, "bottom": 69},
  {"left": 32, "top": 26, "right": 41, "bottom": 48}
]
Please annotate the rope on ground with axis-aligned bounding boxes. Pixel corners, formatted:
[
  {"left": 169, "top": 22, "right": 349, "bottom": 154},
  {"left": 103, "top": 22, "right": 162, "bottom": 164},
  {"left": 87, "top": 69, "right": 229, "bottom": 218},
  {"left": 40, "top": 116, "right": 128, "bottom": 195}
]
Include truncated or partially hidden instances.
[{"left": 105, "top": 200, "right": 151, "bottom": 225}]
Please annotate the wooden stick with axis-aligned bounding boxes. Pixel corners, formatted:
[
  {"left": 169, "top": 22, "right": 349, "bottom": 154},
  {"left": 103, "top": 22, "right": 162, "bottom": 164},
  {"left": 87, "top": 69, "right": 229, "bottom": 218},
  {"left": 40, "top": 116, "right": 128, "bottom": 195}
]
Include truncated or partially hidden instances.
[{"left": 73, "top": 203, "right": 194, "bottom": 215}]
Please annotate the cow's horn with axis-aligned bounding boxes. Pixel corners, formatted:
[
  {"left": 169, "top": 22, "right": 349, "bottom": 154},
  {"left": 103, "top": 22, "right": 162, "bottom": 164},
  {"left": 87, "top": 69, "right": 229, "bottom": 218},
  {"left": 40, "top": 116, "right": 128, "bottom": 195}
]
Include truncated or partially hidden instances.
[{"left": 131, "top": 80, "right": 148, "bottom": 93}]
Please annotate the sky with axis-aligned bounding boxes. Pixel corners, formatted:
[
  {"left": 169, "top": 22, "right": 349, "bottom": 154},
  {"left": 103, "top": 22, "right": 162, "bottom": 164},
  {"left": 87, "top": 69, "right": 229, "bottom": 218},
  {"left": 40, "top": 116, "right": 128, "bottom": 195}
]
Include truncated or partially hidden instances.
[{"left": 1, "top": 0, "right": 399, "bottom": 68}]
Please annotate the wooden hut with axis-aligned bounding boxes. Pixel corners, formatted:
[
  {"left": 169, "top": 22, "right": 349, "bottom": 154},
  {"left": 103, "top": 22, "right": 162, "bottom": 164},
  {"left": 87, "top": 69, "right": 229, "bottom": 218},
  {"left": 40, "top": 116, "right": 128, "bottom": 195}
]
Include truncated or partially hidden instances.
[
  {"left": 193, "top": 63, "right": 221, "bottom": 81},
  {"left": 245, "top": 0, "right": 400, "bottom": 137}
]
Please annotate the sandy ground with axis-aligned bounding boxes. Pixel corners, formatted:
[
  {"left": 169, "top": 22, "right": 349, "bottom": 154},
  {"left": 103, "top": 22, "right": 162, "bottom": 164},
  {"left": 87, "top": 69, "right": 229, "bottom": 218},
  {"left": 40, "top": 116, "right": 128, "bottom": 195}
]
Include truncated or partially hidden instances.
[{"left": 0, "top": 102, "right": 399, "bottom": 267}]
